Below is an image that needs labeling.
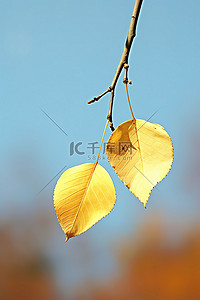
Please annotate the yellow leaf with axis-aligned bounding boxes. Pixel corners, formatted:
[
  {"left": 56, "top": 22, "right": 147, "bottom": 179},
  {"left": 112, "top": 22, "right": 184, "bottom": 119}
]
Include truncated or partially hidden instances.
[
  {"left": 54, "top": 163, "right": 116, "bottom": 241},
  {"left": 106, "top": 119, "right": 173, "bottom": 207}
]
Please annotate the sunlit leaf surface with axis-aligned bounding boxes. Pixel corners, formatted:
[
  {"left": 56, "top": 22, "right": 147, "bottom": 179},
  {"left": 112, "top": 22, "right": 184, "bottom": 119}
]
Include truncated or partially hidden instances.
[
  {"left": 106, "top": 119, "right": 173, "bottom": 207},
  {"left": 54, "top": 163, "right": 116, "bottom": 241}
]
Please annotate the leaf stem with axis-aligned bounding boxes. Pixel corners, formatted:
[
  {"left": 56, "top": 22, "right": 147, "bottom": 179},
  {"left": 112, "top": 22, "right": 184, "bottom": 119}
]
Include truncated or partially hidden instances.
[
  {"left": 96, "top": 119, "right": 109, "bottom": 164},
  {"left": 124, "top": 83, "right": 135, "bottom": 121}
]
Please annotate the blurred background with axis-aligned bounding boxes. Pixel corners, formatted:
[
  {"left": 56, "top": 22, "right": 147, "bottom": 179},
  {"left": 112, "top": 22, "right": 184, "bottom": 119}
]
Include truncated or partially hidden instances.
[{"left": 0, "top": 0, "right": 200, "bottom": 299}]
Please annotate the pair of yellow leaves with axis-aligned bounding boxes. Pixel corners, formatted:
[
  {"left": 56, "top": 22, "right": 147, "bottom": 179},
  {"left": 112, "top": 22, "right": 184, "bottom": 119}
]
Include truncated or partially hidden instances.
[{"left": 54, "top": 118, "right": 173, "bottom": 242}]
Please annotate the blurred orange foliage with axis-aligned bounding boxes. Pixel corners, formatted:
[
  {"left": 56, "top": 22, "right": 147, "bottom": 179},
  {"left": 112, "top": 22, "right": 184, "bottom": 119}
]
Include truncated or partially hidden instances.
[
  {"left": 77, "top": 223, "right": 200, "bottom": 300},
  {"left": 1, "top": 216, "right": 200, "bottom": 300},
  {"left": 0, "top": 224, "right": 60, "bottom": 300}
]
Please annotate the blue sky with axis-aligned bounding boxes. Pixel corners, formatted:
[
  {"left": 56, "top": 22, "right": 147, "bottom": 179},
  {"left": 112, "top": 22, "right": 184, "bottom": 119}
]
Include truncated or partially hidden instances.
[{"left": 1, "top": 0, "right": 200, "bottom": 289}]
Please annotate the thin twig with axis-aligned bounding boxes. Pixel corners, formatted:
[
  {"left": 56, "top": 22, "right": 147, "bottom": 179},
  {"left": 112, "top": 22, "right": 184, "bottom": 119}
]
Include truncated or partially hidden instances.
[
  {"left": 88, "top": 87, "right": 111, "bottom": 104},
  {"left": 107, "top": 89, "right": 115, "bottom": 131},
  {"left": 88, "top": 0, "right": 143, "bottom": 131}
]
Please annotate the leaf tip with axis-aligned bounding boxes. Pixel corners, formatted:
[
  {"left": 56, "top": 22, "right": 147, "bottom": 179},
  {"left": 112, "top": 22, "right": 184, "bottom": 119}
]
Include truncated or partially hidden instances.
[{"left": 65, "top": 235, "right": 69, "bottom": 243}]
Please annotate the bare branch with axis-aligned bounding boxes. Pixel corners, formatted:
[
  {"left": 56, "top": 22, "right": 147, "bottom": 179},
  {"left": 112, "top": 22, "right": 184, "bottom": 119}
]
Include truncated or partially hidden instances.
[
  {"left": 107, "top": 89, "right": 115, "bottom": 131},
  {"left": 88, "top": 87, "right": 111, "bottom": 104},
  {"left": 88, "top": 0, "right": 143, "bottom": 130}
]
